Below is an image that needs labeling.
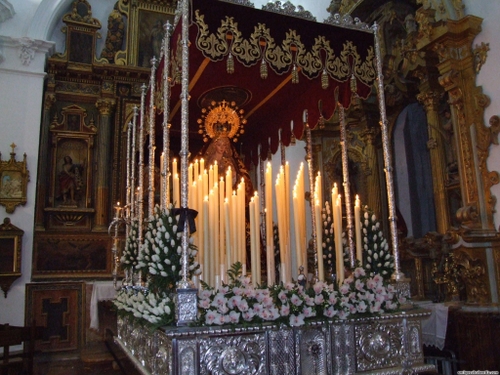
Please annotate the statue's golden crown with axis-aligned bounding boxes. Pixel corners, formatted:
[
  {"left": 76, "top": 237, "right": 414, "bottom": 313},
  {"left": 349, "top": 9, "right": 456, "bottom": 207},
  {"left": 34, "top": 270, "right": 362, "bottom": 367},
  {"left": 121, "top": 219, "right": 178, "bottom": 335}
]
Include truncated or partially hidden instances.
[{"left": 197, "top": 100, "right": 246, "bottom": 143}]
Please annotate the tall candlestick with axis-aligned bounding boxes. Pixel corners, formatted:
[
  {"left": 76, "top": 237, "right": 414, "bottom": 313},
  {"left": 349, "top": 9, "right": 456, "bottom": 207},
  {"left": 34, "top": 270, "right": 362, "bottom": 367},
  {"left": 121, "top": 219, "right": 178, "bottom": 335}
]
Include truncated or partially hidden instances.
[
  {"left": 226, "top": 167, "right": 233, "bottom": 198},
  {"left": 173, "top": 173, "right": 180, "bottom": 207},
  {"left": 203, "top": 196, "right": 210, "bottom": 285},
  {"left": 231, "top": 191, "right": 238, "bottom": 264},
  {"left": 253, "top": 192, "right": 261, "bottom": 284},
  {"left": 224, "top": 198, "right": 232, "bottom": 270},
  {"left": 315, "top": 199, "right": 324, "bottom": 281},
  {"left": 172, "top": 158, "right": 178, "bottom": 180},
  {"left": 219, "top": 177, "right": 225, "bottom": 274},
  {"left": 249, "top": 197, "right": 256, "bottom": 285},
  {"left": 194, "top": 159, "right": 199, "bottom": 185},
  {"left": 213, "top": 183, "right": 220, "bottom": 284},
  {"left": 209, "top": 165, "right": 214, "bottom": 192},
  {"left": 265, "top": 162, "right": 275, "bottom": 285},
  {"left": 355, "top": 195, "right": 362, "bottom": 265},
  {"left": 239, "top": 178, "right": 246, "bottom": 267},
  {"left": 335, "top": 195, "right": 344, "bottom": 284}
]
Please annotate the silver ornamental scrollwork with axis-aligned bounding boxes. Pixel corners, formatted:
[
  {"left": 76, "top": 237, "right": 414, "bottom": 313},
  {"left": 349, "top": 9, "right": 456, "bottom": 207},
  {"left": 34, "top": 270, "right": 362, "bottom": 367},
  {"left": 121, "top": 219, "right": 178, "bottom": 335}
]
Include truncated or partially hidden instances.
[
  {"left": 200, "top": 334, "right": 266, "bottom": 375},
  {"left": 355, "top": 322, "right": 402, "bottom": 372},
  {"left": 299, "top": 327, "right": 327, "bottom": 375},
  {"left": 270, "top": 327, "right": 294, "bottom": 375},
  {"left": 176, "top": 289, "right": 199, "bottom": 324}
]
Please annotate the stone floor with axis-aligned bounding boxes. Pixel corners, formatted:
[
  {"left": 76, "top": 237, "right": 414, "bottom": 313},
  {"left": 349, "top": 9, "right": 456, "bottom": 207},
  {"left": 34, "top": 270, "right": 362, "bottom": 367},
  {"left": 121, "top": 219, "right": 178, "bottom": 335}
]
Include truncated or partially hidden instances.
[{"left": 34, "top": 341, "right": 140, "bottom": 375}]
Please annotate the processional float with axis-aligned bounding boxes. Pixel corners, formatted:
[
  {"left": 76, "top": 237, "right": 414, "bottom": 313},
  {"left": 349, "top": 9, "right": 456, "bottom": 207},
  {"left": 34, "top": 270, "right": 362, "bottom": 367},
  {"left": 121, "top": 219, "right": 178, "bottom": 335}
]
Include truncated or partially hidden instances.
[{"left": 111, "top": 0, "right": 434, "bottom": 374}]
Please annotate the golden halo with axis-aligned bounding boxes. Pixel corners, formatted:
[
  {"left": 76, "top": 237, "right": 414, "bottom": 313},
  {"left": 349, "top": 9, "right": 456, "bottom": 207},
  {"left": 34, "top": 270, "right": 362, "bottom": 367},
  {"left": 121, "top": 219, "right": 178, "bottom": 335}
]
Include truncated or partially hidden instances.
[{"left": 197, "top": 100, "right": 247, "bottom": 143}]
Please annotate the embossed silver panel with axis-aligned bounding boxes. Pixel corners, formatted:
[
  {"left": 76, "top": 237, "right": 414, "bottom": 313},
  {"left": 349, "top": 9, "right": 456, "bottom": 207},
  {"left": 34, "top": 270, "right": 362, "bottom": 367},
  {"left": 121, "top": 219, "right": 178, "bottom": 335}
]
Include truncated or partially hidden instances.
[
  {"left": 116, "top": 311, "right": 435, "bottom": 375},
  {"left": 199, "top": 333, "right": 266, "bottom": 375},
  {"left": 355, "top": 321, "right": 403, "bottom": 372},
  {"left": 269, "top": 327, "right": 295, "bottom": 375}
]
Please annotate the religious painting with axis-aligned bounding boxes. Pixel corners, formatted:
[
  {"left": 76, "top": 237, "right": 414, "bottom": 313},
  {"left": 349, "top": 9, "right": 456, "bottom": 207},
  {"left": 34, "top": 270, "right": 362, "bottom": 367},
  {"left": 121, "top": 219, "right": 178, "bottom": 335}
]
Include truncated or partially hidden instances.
[
  {"left": 69, "top": 31, "right": 93, "bottom": 64},
  {"left": 25, "top": 282, "right": 85, "bottom": 352},
  {"left": 32, "top": 234, "right": 111, "bottom": 279},
  {"left": 0, "top": 144, "right": 29, "bottom": 214},
  {"left": 136, "top": 10, "right": 174, "bottom": 68},
  {"left": 54, "top": 138, "right": 88, "bottom": 208}
]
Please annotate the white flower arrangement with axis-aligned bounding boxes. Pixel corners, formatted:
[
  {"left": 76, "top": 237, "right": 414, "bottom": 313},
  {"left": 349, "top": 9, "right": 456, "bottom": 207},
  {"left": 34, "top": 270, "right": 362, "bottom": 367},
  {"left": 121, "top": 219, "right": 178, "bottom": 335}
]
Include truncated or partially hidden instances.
[
  {"left": 322, "top": 201, "right": 395, "bottom": 281},
  {"left": 120, "top": 219, "right": 139, "bottom": 272},
  {"left": 137, "top": 204, "right": 201, "bottom": 293},
  {"left": 322, "top": 200, "right": 339, "bottom": 279},
  {"left": 114, "top": 287, "right": 175, "bottom": 327},
  {"left": 197, "top": 264, "right": 401, "bottom": 327},
  {"left": 114, "top": 204, "right": 201, "bottom": 327},
  {"left": 360, "top": 206, "right": 395, "bottom": 278}
]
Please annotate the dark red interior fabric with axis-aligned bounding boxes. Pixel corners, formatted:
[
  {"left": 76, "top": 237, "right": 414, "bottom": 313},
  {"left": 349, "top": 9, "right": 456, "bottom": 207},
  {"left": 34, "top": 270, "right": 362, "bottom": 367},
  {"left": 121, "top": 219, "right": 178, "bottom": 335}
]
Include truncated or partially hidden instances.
[{"left": 156, "top": 0, "right": 375, "bottom": 166}]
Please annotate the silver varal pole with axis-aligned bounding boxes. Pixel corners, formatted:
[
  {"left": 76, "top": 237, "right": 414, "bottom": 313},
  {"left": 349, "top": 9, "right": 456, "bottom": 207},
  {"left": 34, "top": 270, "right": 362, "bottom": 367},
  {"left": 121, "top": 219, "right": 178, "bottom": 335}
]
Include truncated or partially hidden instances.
[
  {"left": 304, "top": 110, "right": 319, "bottom": 282},
  {"left": 148, "top": 57, "right": 157, "bottom": 218},
  {"left": 176, "top": 0, "right": 197, "bottom": 326},
  {"left": 162, "top": 21, "right": 173, "bottom": 210},
  {"left": 339, "top": 104, "right": 356, "bottom": 268},
  {"left": 126, "top": 121, "right": 132, "bottom": 240},
  {"left": 130, "top": 107, "right": 138, "bottom": 222},
  {"left": 373, "top": 23, "right": 408, "bottom": 291},
  {"left": 137, "top": 84, "right": 146, "bottom": 285}
]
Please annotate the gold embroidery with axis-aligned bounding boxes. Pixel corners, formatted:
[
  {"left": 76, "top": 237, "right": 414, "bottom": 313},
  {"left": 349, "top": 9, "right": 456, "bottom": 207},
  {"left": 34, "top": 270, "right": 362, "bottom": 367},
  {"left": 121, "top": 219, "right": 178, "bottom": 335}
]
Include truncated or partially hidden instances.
[{"left": 193, "top": 9, "right": 376, "bottom": 86}]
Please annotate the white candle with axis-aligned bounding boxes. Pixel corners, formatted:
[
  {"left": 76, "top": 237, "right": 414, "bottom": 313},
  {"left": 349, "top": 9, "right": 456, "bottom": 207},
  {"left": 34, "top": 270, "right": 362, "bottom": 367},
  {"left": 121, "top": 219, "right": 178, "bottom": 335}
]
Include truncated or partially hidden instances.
[
  {"left": 198, "top": 175, "right": 204, "bottom": 268},
  {"left": 219, "top": 177, "right": 225, "bottom": 273},
  {"left": 355, "top": 195, "right": 362, "bottom": 265},
  {"left": 213, "top": 183, "right": 220, "bottom": 282},
  {"left": 188, "top": 163, "right": 193, "bottom": 189},
  {"left": 315, "top": 199, "right": 324, "bottom": 281},
  {"left": 249, "top": 198, "right": 256, "bottom": 285},
  {"left": 253, "top": 192, "right": 261, "bottom": 284},
  {"left": 173, "top": 173, "right": 180, "bottom": 207},
  {"left": 172, "top": 158, "right": 178, "bottom": 178},
  {"left": 292, "top": 191, "right": 303, "bottom": 273},
  {"left": 265, "top": 162, "right": 275, "bottom": 285},
  {"left": 238, "top": 179, "right": 245, "bottom": 267},
  {"left": 114, "top": 201, "right": 120, "bottom": 220},
  {"left": 194, "top": 159, "right": 199, "bottom": 185},
  {"left": 220, "top": 264, "right": 226, "bottom": 284},
  {"left": 224, "top": 198, "right": 232, "bottom": 269},
  {"left": 231, "top": 191, "right": 238, "bottom": 264},
  {"left": 336, "top": 195, "right": 344, "bottom": 284},
  {"left": 226, "top": 167, "right": 233, "bottom": 199},
  {"left": 203, "top": 196, "right": 210, "bottom": 285},
  {"left": 209, "top": 165, "right": 214, "bottom": 191}
]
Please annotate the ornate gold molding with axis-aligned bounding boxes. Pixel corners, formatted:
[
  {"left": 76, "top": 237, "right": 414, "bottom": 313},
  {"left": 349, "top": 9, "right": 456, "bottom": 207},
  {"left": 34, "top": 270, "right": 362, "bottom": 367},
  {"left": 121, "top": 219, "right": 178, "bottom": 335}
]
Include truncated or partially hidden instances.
[{"left": 95, "top": 99, "right": 116, "bottom": 116}]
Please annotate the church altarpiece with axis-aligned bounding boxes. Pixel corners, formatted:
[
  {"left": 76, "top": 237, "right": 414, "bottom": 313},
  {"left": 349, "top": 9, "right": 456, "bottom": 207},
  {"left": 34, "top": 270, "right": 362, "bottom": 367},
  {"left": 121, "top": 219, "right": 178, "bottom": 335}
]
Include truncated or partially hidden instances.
[{"left": 30, "top": 0, "right": 500, "bottom": 362}]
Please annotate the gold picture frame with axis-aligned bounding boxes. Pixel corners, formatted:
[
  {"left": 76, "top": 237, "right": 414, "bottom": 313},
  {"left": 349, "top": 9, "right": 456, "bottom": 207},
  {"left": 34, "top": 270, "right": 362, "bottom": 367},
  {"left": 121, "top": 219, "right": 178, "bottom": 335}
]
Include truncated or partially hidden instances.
[
  {"left": 0, "top": 143, "right": 29, "bottom": 214},
  {"left": 0, "top": 217, "right": 23, "bottom": 297},
  {"left": 114, "top": 0, "right": 176, "bottom": 66}
]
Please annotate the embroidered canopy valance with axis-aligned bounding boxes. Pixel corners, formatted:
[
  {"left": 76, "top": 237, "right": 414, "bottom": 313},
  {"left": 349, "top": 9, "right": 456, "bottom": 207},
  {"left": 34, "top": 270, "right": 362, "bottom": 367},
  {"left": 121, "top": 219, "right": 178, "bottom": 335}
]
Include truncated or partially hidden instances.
[{"left": 160, "top": 0, "right": 377, "bottom": 164}]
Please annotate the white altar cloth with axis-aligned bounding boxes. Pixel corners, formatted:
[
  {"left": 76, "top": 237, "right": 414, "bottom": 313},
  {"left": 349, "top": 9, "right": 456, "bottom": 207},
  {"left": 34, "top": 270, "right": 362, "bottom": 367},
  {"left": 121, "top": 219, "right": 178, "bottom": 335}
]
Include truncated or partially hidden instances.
[
  {"left": 89, "top": 281, "right": 117, "bottom": 330},
  {"left": 415, "top": 301, "right": 448, "bottom": 350}
]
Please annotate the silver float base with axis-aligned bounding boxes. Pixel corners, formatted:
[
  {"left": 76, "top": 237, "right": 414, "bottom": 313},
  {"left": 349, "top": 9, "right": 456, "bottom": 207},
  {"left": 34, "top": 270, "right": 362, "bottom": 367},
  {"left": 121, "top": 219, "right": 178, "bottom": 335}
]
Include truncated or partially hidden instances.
[{"left": 115, "top": 308, "right": 435, "bottom": 375}]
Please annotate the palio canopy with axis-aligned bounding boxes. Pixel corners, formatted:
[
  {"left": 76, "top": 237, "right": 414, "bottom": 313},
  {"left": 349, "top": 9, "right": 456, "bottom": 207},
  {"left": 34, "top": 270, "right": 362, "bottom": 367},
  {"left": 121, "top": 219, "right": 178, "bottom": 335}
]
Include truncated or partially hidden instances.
[{"left": 161, "top": 0, "right": 376, "bottom": 165}]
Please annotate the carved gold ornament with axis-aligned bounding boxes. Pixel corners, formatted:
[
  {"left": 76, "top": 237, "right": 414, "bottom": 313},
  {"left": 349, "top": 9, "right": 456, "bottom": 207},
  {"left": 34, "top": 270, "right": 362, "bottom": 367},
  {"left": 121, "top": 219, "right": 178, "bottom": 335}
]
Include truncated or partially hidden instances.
[
  {"left": 193, "top": 10, "right": 375, "bottom": 86},
  {"left": 197, "top": 100, "right": 246, "bottom": 143}
]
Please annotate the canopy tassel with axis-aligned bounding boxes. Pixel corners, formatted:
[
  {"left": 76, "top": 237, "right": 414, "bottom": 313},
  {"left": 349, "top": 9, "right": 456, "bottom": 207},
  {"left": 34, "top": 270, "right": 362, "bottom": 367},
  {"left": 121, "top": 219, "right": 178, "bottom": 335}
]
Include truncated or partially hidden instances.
[
  {"left": 292, "top": 64, "right": 299, "bottom": 84},
  {"left": 227, "top": 52, "right": 234, "bottom": 74},
  {"left": 260, "top": 58, "right": 268, "bottom": 79},
  {"left": 321, "top": 69, "right": 329, "bottom": 89}
]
